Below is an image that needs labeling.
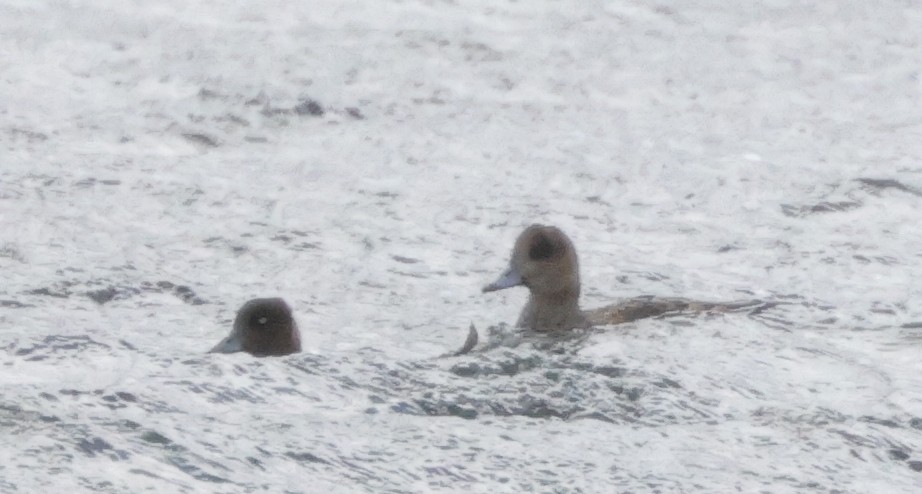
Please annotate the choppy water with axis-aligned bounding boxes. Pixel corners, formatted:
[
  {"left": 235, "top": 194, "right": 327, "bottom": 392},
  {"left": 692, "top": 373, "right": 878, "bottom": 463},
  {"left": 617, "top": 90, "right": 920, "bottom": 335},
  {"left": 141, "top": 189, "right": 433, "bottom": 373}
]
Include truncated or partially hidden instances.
[{"left": 2, "top": 1, "right": 922, "bottom": 492}]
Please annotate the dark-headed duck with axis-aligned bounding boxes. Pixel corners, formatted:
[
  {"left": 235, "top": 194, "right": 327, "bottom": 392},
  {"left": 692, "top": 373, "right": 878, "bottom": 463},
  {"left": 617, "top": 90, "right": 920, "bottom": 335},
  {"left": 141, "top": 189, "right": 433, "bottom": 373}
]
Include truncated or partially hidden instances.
[
  {"left": 483, "top": 224, "right": 760, "bottom": 331},
  {"left": 210, "top": 298, "right": 301, "bottom": 356}
]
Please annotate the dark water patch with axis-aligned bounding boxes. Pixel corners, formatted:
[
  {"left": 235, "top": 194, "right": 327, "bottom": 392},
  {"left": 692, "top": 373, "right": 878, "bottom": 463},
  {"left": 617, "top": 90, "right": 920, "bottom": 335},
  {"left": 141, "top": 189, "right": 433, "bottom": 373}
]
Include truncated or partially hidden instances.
[
  {"left": 75, "top": 436, "right": 129, "bottom": 461},
  {"left": 288, "top": 355, "right": 338, "bottom": 377},
  {"left": 117, "top": 280, "right": 204, "bottom": 304},
  {"left": 780, "top": 201, "right": 862, "bottom": 217},
  {"left": 652, "top": 377, "right": 682, "bottom": 389},
  {"left": 784, "top": 407, "right": 850, "bottom": 426},
  {"left": 778, "top": 177, "right": 921, "bottom": 219},
  {"left": 22, "top": 278, "right": 206, "bottom": 305},
  {"left": 467, "top": 324, "right": 592, "bottom": 355},
  {"left": 450, "top": 353, "right": 545, "bottom": 378},
  {"left": 889, "top": 449, "right": 910, "bottom": 461},
  {"left": 293, "top": 98, "right": 324, "bottom": 116},
  {"left": 216, "top": 113, "right": 250, "bottom": 127},
  {"left": 856, "top": 177, "right": 922, "bottom": 197},
  {"left": 746, "top": 300, "right": 791, "bottom": 319},
  {"left": 910, "top": 461, "right": 922, "bottom": 472},
  {"left": 611, "top": 385, "right": 644, "bottom": 402},
  {"left": 166, "top": 455, "right": 232, "bottom": 484},
  {"left": 407, "top": 398, "right": 480, "bottom": 420},
  {"left": 13, "top": 335, "right": 111, "bottom": 360},
  {"left": 388, "top": 328, "right": 713, "bottom": 425},
  {"left": 81, "top": 282, "right": 139, "bottom": 304},
  {"left": 392, "top": 370, "right": 653, "bottom": 423},
  {"left": 570, "top": 411, "right": 619, "bottom": 423},
  {"left": 269, "top": 230, "right": 320, "bottom": 251},
  {"left": 335, "top": 456, "right": 390, "bottom": 488},
  {"left": 139, "top": 430, "right": 187, "bottom": 454},
  {"left": 423, "top": 465, "right": 478, "bottom": 484},
  {"left": 620, "top": 270, "right": 670, "bottom": 282},
  {"left": 177, "top": 381, "right": 268, "bottom": 405},
  {"left": 198, "top": 87, "right": 224, "bottom": 100},
  {"left": 0, "top": 299, "right": 30, "bottom": 307},
  {"left": 128, "top": 468, "right": 162, "bottom": 479},
  {"left": 285, "top": 451, "right": 329, "bottom": 464},
  {"left": 490, "top": 395, "right": 578, "bottom": 420},
  {"left": 0, "top": 402, "right": 54, "bottom": 428},
  {"left": 59, "top": 388, "right": 90, "bottom": 397},
  {"left": 271, "top": 232, "right": 319, "bottom": 251},
  {"left": 858, "top": 415, "right": 901, "bottom": 429},
  {"left": 745, "top": 297, "right": 834, "bottom": 330},
  {"left": 830, "top": 428, "right": 881, "bottom": 449},
  {"left": 261, "top": 96, "right": 325, "bottom": 118},
  {"left": 76, "top": 437, "right": 114, "bottom": 456},
  {"left": 389, "top": 269, "right": 428, "bottom": 279},
  {"left": 43, "top": 335, "right": 110, "bottom": 352},
  {"left": 572, "top": 363, "right": 626, "bottom": 379},
  {"left": 586, "top": 195, "right": 612, "bottom": 206},
  {"left": 9, "top": 127, "right": 48, "bottom": 142},
  {"left": 781, "top": 178, "right": 922, "bottom": 218},
  {"left": 53, "top": 388, "right": 181, "bottom": 416},
  {"left": 141, "top": 431, "right": 171, "bottom": 445},
  {"left": 245, "top": 92, "right": 267, "bottom": 106},
  {"left": 144, "top": 280, "right": 208, "bottom": 305},
  {"left": 77, "top": 478, "right": 117, "bottom": 494},
  {"left": 115, "top": 420, "right": 141, "bottom": 431},
  {"left": 246, "top": 456, "right": 265, "bottom": 470},
  {"left": 266, "top": 386, "right": 302, "bottom": 397},
  {"left": 853, "top": 255, "right": 900, "bottom": 266},
  {"left": 205, "top": 235, "right": 252, "bottom": 255},
  {"left": 26, "top": 285, "right": 75, "bottom": 298},
  {"left": 182, "top": 132, "right": 220, "bottom": 148},
  {"left": 100, "top": 392, "right": 138, "bottom": 409},
  {"left": 87, "top": 286, "right": 119, "bottom": 304},
  {"left": 167, "top": 283, "right": 205, "bottom": 305},
  {"left": 0, "top": 243, "right": 26, "bottom": 262},
  {"left": 73, "top": 177, "right": 121, "bottom": 188},
  {"left": 191, "top": 90, "right": 366, "bottom": 127}
]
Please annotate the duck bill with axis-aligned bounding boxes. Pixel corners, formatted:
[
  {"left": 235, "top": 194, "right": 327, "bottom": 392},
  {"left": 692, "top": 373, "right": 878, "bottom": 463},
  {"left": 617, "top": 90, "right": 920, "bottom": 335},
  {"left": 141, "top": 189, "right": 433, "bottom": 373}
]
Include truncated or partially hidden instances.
[
  {"left": 482, "top": 266, "right": 523, "bottom": 292},
  {"left": 209, "top": 334, "right": 244, "bottom": 354}
]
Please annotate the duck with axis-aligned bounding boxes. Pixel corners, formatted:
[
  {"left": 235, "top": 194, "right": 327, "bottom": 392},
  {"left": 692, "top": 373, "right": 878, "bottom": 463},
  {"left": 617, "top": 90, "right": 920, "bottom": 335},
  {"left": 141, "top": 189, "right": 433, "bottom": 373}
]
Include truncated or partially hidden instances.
[
  {"left": 483, "top": 224, "right": 762, "bottom": 332},
  {"left": 209, "top": 298, "right": 302, "bottom": 356}
]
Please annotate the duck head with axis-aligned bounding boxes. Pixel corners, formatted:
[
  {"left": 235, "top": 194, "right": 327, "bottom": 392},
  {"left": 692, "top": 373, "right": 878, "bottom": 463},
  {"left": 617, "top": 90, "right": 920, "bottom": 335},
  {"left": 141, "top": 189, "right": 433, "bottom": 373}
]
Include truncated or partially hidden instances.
[
  {"left": 483, "top": 224, "right": 581, "bottom": 299},
  {"left": 210, "top": 298, "right": 302, "bottom": 356}
]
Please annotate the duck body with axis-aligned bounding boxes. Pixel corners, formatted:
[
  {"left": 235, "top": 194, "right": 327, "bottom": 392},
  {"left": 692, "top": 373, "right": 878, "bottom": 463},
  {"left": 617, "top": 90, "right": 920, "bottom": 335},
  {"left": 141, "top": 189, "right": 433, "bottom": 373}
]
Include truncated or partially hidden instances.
[{"left": 484, "top": 224, "right": 760, "bottom": 331}]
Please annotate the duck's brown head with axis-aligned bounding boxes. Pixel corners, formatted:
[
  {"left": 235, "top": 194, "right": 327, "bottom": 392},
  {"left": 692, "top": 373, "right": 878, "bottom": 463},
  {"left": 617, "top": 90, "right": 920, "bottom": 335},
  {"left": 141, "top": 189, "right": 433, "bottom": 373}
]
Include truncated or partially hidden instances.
[
  {"left": 210, "top": 298, "right": 302, "bottom": 357},
  {"left": 483, "top": 224, "right": 581, "bottom": 299}
]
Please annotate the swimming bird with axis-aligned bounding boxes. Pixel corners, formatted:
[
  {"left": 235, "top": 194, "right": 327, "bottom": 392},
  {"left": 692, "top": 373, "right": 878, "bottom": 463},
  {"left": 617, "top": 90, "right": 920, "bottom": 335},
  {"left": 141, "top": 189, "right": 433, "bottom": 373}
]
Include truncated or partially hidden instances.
[
  {"left": 209, "top": 298, "right": 302, "bottom": 356},
  {"left": 483, "top": 224, "right": 762, "bottom": 332}
]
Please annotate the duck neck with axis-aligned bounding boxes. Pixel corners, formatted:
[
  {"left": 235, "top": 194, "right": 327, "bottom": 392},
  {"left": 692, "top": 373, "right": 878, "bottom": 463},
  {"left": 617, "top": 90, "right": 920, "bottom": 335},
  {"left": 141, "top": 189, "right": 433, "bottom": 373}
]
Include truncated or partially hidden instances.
[{"left": 520, "top": 287, "right": 586, "bottom": 331}]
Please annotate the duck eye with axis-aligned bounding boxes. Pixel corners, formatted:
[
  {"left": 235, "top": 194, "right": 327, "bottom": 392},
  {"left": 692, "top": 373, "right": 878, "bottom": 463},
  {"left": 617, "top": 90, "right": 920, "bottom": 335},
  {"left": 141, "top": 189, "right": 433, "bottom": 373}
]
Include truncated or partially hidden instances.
[
  {"left": 249, "top": 313, "right": 271, "bottom": 328},
  {"left": 529, "top": 234, "right": 556, "bottom": 260}
]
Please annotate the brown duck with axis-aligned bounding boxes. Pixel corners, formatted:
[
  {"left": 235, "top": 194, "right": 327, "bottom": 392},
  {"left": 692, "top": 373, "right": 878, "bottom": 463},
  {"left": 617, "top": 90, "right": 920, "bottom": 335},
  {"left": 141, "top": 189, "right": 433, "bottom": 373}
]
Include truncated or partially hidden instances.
[
  {"left": 210, "top": 298, "right": 302, "bottom": 356},
  {"left": 483, "top": 224, "right": 762, "bottom": 332}
]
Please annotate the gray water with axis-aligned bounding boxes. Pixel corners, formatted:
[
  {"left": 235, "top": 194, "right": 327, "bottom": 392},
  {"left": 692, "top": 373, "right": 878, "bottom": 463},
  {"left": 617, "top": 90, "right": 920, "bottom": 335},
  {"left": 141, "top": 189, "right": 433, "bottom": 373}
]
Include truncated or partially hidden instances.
[{"left": 2, "top": 1, "right": 921, "bottom": 492}]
